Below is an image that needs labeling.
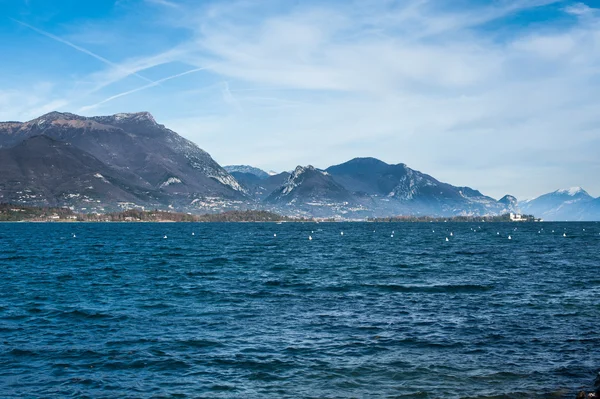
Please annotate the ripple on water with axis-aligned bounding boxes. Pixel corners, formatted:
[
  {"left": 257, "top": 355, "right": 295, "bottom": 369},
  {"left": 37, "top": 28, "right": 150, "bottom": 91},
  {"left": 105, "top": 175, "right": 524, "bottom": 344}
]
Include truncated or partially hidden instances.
[{"left": 0, "top": 222, "right": 598, "bottom": 398}]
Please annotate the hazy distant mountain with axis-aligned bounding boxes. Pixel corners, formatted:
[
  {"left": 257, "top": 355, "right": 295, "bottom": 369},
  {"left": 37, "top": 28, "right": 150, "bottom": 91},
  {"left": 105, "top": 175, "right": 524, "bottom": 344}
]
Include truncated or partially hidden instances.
[
  {"left": 232, "top": 171, "right": 290, "bottom": 201},
  {"left": 0, "top": 136, "right": 165, "bottom": 209},
  {"left": 224, "top": 165, "right": 269, "bottom": 179},
  {"left": 520, "top": 187, "right": 597, "bottom": 221},
  {"left": 0, "top": 112, "right": 247, "bottom": 211},
  {"left": 498, "top": 195, "right": 519, "bottom": 212}
]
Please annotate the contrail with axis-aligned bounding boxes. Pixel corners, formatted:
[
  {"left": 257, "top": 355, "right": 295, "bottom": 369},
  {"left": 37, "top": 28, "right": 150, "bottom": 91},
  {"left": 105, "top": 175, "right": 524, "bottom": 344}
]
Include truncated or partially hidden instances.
[
  {"left": 11, "top": 18, "right": 154, "bottom": 84},
  {"left": 79, "top": 66, "right": 210, "bottom": 112}
]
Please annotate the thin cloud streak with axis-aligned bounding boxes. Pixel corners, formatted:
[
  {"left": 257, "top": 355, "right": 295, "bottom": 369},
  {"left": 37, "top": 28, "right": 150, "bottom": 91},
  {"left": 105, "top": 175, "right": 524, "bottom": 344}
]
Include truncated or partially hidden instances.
[
  {"left": 79, "top": 66, "right": 211, "bottom": 112},
  {"left": 145, "top": 0, "right": 180, "bottom": 8},
  {"left": 11, "top": 19, "right": 154, "bottom": 84}
]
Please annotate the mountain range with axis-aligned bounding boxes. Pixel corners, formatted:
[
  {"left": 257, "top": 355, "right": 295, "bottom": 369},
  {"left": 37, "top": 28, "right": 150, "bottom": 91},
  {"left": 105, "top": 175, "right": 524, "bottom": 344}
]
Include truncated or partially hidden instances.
[{"left": 1, "top": 111, "right": 598, "bottom": 220}]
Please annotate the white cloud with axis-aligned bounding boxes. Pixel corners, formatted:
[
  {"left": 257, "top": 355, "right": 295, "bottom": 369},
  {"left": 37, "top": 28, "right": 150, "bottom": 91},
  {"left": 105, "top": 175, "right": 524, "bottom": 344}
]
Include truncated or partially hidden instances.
[
  {"left": 564, "top": 2, "right": 596, "bottom": 16},
  {"left": 4, "top": 0, "right": 600, "bottom": 198}
]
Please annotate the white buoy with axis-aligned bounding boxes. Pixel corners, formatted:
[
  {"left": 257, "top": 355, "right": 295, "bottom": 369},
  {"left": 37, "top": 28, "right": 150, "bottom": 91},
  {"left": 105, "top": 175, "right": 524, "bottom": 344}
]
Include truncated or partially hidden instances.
[
  {"left": 72, "top": 234, "right": 76, "bottom": 238},
  {"left": 274, "top": 234, "right": 277, "bottom": 237},
  {"left": 497, "top": 232, "right": 500, "bottom": 235},
  {"left": 163, "top": 235, "right": 167, "bottom": 239},
  {"left": 508, "top": 235, "right": 512, "bottom": 240},
  {"left": 433, "top": 230, "right": 435, "bottom": 233},
  {"left": 192, "top": 232, "right": 195, "bottom": 236},
  {"left": 309, "top": 235, "right": 313, "bottom": 241},
  {"left": 340, "top": 231, "right": 344, "bottom": 236},
  {"left": 391, "top": 234, "right": 394, "bottom": 238},
  {"left": 445, "top": 237, "right": 449, "bottom": 242},
  {"left": 563, "top": 233, "right": 566, "bottom": 237},
  {"left": 450, "top": 232, "right": 453, "bottom": 236}
]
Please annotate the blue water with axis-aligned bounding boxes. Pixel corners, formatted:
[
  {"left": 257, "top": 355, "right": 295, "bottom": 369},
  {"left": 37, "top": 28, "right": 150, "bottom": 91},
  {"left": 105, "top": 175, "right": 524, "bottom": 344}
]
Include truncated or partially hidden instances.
[{"left": 0, "top": 222, "right": 598, "bottom": 398}]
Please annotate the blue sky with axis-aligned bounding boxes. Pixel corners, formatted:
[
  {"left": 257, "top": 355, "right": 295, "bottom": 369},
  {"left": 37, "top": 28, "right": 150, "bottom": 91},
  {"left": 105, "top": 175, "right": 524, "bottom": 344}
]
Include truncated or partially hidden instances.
[{"left": 1, "top": 0, "right": 599, "bottom": 199}]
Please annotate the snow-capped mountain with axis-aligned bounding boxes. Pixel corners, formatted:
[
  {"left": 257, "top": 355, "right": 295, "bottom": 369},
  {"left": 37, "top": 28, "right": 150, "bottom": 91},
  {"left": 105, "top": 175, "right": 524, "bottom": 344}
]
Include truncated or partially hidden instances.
[
  {"left": 224, "top": 165, "right": 270, "bottom": 179},
  {"left": 520, "top": 187, "right": 596, "bottom": 221}
]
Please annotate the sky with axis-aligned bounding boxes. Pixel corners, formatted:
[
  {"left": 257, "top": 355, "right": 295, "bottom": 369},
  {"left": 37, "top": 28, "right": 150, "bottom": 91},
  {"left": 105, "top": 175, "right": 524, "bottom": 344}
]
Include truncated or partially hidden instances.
[{"left": 1, "top": 0, "right": 599, "bottom": 199}]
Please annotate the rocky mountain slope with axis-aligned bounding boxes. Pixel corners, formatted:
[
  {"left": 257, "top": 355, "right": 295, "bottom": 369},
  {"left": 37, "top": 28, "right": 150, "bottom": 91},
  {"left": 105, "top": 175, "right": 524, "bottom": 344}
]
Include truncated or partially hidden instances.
[
  {"left": 0, "top": 135, "right": 165, "bottom": 210},
  {"left": 230, "top": 171, "right": 291, "bottom": 201},
  {"left": 323, "top": 158, "right": 517, "bottom": 217},
  {"left": 0, "top": 112, "right": 247, "bottom": 211}
]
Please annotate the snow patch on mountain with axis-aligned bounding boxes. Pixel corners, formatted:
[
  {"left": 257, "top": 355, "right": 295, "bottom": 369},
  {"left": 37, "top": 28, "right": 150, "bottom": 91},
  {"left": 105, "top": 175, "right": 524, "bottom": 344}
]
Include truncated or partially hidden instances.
[
  {"left": 93, "top": 173, "right": 110, "bottom": 184},
  {"left": 160, "top": 177, "right": 182, "bottom": 188},
  {"left": 555, "top": 187, "right": 586, "bottom": 196}
]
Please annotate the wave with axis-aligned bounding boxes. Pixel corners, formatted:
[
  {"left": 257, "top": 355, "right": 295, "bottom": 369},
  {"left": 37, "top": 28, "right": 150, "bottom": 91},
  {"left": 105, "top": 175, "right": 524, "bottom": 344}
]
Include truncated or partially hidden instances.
[{"left": 365, "top": 283, "right": 494, "bottom": 293}]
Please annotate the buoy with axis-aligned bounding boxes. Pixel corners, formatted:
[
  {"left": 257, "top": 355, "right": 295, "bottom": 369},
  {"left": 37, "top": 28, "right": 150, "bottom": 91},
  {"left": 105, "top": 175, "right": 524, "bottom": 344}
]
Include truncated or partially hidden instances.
[
  {"left": 192, "top": 232, "right": 195, "bottom": 236},
  {"left": 72, "top": 234, "right": 76, "bottom": 238},
  {"left": 445, "top": 237, "right": 449, "bottom": 242},
  {"left": 390, "top": 234, "right": 394, "bottom": 238},
  {"left": 508, "top": 235, "right": 512, "bottom": 240},
  {"left": 497, "top": 232, "right": 500, "bottom": 235},
  {"left": 563, "top": 233, "right": 566, "bottom": 237},
  {"left": 450, "top": 232, "right": 453, "bottom": 236},
  {"left": 340, "top": 231, "right": 344, "bottom": 236},
  {"left": 274, "top": 234, "right": 277, "bottom": 237},
  {"left": 309, "top": 235, "right": 312, "bottom": 241},
  {"left": 163, "top": 235, "right": 167, "bottom": 239}
]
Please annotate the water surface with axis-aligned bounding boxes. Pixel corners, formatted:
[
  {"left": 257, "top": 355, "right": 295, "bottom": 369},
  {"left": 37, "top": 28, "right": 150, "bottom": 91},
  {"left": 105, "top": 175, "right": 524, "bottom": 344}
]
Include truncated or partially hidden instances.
[{"left": 0, "top": 222, "right": 598, "bottom": 398}]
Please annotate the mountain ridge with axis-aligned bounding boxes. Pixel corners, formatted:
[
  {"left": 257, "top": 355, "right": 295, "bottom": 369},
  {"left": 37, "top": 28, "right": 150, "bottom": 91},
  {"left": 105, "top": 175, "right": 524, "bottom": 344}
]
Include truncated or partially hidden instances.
[{"left": 1, "top": 112, "right": 598, "bottom": 219}]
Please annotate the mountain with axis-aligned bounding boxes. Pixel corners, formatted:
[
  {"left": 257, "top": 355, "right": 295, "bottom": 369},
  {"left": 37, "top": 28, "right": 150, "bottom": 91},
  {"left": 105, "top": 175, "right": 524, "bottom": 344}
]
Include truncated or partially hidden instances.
[
  {"left": 267, "top": 165, "right": 353, "bottom": 203},
  {"left": 324, "top": 158, "right": 512, "bottom": 216},
  {"left": 264, "top": 166, "right": 359, "bottom": 217},
  {"left": 3, "top": 111, "right": 595, "bottom": 219},
  {"left": 498, "top": 195, "right": 519, "bottom": 212},
  {"left": 231, "top": 171, "right": 291, "bottom": 201},
  {"left": 224, "top": 165, "right": 269, "bottom": 179},
  {"left": 0, "top": 136, "right": 165, "bottom": 210},
  {"left": 0, "top": 112, "right": 247, "bottom": 211},
  {"left": 520, "top": 187, "right": 597, "bottom": 221}
]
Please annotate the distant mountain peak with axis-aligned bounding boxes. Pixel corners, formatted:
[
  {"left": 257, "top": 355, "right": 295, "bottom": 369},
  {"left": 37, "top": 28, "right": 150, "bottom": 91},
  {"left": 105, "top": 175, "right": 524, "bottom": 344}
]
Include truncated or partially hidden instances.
[
  {"left": 224, "top": 165, "right": 269, "bottom": 179},
  {"left": 32, "top": 111, "right": 83, "bottom": 123},
  {"left": 267, "top": 164, "right": 352, "bottom": 204},
  {"left": 346, "top": 157, "right": 389, "bottom": 166},
  {"left": 111, "top": 112, "right": 156, "bottom": 123},
  {"left": 554, "top": 187, "right": 588, "bottom": 196},
  {"left": 27, "top": 111, "right": 157, "bottom": 126}
]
